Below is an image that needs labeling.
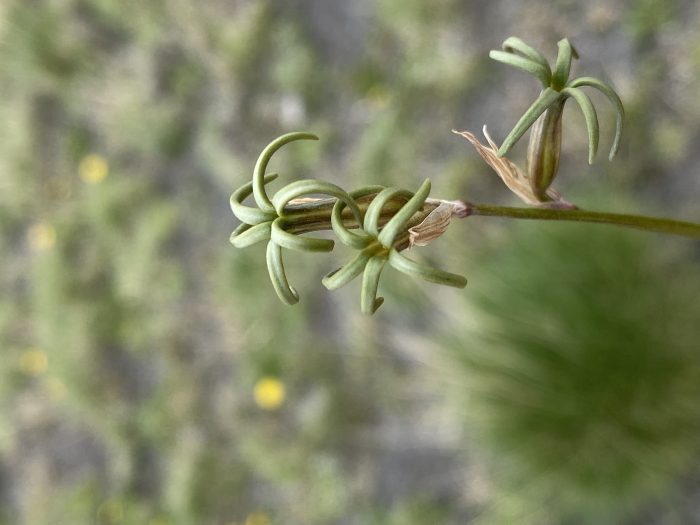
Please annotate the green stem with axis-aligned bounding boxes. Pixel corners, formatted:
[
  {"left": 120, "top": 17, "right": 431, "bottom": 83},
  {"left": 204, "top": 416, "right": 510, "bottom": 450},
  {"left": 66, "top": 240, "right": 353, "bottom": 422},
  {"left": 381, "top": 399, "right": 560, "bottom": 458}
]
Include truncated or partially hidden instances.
[
  {"left": 273, "top": 194, "right": 700, "bottom": 240},
  {"left": 466, "top": 203, "right": 700, "bottom": 239}
]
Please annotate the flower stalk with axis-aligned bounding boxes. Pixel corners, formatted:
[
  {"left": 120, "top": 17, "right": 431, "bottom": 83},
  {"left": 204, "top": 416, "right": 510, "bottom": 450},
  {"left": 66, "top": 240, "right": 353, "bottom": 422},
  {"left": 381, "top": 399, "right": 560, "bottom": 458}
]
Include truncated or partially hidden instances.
[
  {"left": 460, "top": 203, "right": 700, "bottom": 239},
  {"left": 270, "top": 197, "right": 700, "bottom": 240}
]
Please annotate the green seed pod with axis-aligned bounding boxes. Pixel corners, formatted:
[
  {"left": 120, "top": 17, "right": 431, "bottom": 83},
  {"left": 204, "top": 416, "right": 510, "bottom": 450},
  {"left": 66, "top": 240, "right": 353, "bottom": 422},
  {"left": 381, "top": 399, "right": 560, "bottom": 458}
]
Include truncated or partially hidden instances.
[{"left": 527, "top": 96, "right": 565, "bottom": 201}]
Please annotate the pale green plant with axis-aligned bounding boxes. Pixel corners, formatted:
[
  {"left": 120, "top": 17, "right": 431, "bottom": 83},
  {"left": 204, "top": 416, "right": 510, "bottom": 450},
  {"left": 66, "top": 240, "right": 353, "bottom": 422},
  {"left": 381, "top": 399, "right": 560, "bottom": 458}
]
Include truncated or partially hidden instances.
[
  {"left": 230, "top": 132, "right": 468, "bottom": 315},
  {"left": 490, "top": 37, "right": 624, "bottom": 200},
  {"left": 229, "top": 38, "right": 700, "bottom": 315}
]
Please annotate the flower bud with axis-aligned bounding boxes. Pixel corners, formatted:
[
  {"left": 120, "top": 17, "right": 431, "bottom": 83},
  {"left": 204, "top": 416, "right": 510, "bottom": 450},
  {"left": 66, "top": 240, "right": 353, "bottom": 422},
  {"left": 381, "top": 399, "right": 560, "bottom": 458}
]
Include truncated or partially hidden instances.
[{"left": 527, "top": 97, "right": 565, "bottom": 201}]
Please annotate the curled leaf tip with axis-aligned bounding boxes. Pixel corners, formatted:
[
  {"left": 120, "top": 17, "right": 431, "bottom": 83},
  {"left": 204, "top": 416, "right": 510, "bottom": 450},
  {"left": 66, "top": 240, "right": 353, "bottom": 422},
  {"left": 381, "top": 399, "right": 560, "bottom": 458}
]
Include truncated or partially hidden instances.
[
  {"left": 253, "top": 132, "right": 319, "bottom": 211},
  {"left": 377, "top": 179, "right": 431, "bottom": 248},
  {"left": 489, "top": 49, "right": 551, "bottom": 87},
  {"left": 388, "top": 249, "right": 467, "bottom": 289},
  {"left": 231, "top": 221, "right": 273, "bottom": 248},
  {"left": 266, "top": 240, "right": 300, "bottom": 305},
  {"left": 361, "top": 255, "right": 387, "bottom": 315}
]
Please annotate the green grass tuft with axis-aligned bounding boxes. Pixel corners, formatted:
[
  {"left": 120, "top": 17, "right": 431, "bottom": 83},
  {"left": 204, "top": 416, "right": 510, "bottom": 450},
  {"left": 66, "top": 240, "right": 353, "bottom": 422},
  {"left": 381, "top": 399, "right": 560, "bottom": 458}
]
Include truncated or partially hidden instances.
[{"left": 442, "top": 222, "right": 700, "bottom": 523}]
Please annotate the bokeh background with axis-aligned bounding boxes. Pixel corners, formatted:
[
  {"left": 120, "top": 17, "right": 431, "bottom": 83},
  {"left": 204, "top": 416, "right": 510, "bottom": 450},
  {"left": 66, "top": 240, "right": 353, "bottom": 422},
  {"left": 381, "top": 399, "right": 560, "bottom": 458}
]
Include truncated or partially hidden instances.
[{"left": 2, "top": 1, "right": 700, "bottom": 524}]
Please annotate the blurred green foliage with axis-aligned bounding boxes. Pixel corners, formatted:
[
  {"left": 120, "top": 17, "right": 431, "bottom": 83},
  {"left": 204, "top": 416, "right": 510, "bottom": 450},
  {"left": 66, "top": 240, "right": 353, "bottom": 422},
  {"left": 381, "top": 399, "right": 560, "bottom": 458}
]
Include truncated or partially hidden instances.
[
  {"left": 0, "top": 0, "right": 699, "bottom": 524},
  {"left": 440, "top": 219, "right": 700, "bottom": 524}
]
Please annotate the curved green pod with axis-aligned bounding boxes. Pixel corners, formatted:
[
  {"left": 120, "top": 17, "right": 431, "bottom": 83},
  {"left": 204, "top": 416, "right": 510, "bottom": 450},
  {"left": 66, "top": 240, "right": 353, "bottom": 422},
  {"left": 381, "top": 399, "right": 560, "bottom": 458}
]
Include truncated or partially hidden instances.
[
  {"left": 363, "top": 187, "right": 413, "bottom": 237},
  {"left": 230, "top": 222, "right": 251, "bottom": 242},
  {"left": 489, "top": 50, "right": 551, "bottom": 88},
  {"left": 361, "top": 255, "right": 387, "bottom": 315},
  {"left": 502, "top": 37, "right": 551, "bottom": 74},
  {"left": 378, "top": 180, "right": 431, "bottom": 247},
  {"left": 253, "top": 132, "right": 318, "bottom": 211},
  {"left": 230, "top": 221, "right": 273, "bottom": 248},
  {"left": 568, "top": 76, "right": 624, "bottom": 160},
  {"left": 322, "top": 251, "right": 371, "bottom": 290},
  {"left": 388, "top": 249, "right": 467, "bottom": 288},
  {"left": 266, "top": 240, "right": 299, "bottom": 305},
  {"left": 230, "top": 174, "right": 279, "bottom": 225},
  {"left": 552, "top": 38, "right": 577, "bottom": 90},
  {"left": 270, "top": 218, "right": 334, "bottom": 252},
  {"left": 331, "top": 186, "right": 383, "bottom": 249},
  {"left": 272, "top": 179, "right": 364, "bottom": 224},
  {"left": 562, "top": 87, "right": 599, "bottom": 164}
]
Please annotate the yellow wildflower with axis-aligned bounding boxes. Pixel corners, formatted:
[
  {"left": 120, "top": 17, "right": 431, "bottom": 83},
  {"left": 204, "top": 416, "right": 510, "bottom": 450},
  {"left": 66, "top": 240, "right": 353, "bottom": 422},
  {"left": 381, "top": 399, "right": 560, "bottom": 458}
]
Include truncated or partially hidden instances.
[
  {"left": 79, "top": 154, "right": 109, "bottom": 184},
  {"left": 253, "top": 377, "right": 285, "bottom": 410},
  {"left": 245, "top": 512, "right": 271, "bottom": 525},
  {"left": 19, "top": 348, "right": 48, "bottom": 377},
  {"left": 27, "top": 222, "right": 56, "bottom": 251}
]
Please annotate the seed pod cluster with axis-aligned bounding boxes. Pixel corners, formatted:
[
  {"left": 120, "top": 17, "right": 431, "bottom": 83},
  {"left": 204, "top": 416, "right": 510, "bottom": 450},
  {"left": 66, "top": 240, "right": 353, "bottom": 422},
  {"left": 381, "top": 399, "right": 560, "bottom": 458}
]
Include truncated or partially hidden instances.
[
  {"left": 490, "top": 37, "right": 624, "bottom": 200},
  {"left": 230, "top": 132, "right": 467, "bottom": 314}
]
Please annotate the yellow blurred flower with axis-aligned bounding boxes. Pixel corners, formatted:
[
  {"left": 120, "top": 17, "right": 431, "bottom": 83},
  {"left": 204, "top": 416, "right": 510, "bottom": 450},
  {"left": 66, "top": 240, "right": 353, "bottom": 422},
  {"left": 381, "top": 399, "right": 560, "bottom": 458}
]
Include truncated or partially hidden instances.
[
  {"left": 19, "top": 348, "right": 48, "bottom": 377},
  {"left": 27, "top": 222, "right": 56, "bottom": 251},
  {"left": 245, "top": 512, "right": 271, "bottom": 525},
  {"left": 253, "top": 377, "right": 285, "bottom": 410},
  {"left": 79, "top": 153, "right": 109, "bottom": 184}
]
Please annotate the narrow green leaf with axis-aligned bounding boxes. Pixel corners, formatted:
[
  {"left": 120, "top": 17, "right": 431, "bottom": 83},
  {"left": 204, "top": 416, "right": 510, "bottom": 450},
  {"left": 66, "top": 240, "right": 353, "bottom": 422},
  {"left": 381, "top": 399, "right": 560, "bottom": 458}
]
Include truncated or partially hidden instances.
[
  {"left": 562, "top": 87, "right": 599, "bottom": 164},
  {"left": 230, "top": 174, "right": 279, "bottom": 224},
  {"left": 253, "top": 132, "right": 318, "bottom": 211},
  {"left": 266, "top": 241, "right": 299, "bottom": 305},
  {"left": 271, "top": 218, "right": 334, "bottom": 252},
  {"left": 230, "top": 221, "right": 272, "bottom": 248},
  {"left": 330, "top": 185, "right": 382, "bottom": 249},
  {"left": 378, "top": 180, "right": 431, "bottom": 247},
  {"left": 388, "top": 249, "right": 467, "bottom": 288},
  {"left": 568, "top": 76, "right": 624, "bottom": 160},
  {"left": 498, "top": 88, "right": 562, "bottom": 157},
  {"left": 552, "top": 38, "right": 575, "bottom": 89},
  {"left": 322, "top": 252, "right": 370, "bottom": 290},
  {"left": 363, "top": 187, "right": 413, "bottom": 237},
  {"left": 361, "top": 255, "right": 387, "bottom": 315},
  {"left": 502, "top": 37, "right": 552, "bottom": 75},
  {"left": 489, "top": 50, "right": 551, "bottom": 87}
]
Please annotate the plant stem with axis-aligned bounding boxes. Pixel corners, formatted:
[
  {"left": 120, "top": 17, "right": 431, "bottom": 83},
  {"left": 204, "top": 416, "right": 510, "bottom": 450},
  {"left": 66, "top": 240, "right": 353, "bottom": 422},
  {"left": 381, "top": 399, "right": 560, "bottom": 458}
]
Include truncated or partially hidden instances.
[
  {"left": 279, "top": 195, "right": 700, "bottom": 240},
  {"left": 465, "top": 202, "right": 700, "bottom": 239}
]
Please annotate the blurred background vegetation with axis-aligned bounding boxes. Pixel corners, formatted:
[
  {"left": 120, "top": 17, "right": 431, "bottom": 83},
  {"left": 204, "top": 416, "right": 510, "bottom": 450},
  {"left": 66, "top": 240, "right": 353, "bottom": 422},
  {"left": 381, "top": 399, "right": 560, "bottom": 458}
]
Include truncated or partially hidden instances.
[{"left": 1, "top": 1, "right": 700, "bottom": 524}]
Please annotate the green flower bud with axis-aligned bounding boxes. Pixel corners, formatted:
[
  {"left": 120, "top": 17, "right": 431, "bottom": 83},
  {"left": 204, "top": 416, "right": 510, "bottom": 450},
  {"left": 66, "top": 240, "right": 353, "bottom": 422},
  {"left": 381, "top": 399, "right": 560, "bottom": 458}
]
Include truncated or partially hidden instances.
[{"left": 526, "top": 96, "right": 564, "bottom": 201}]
